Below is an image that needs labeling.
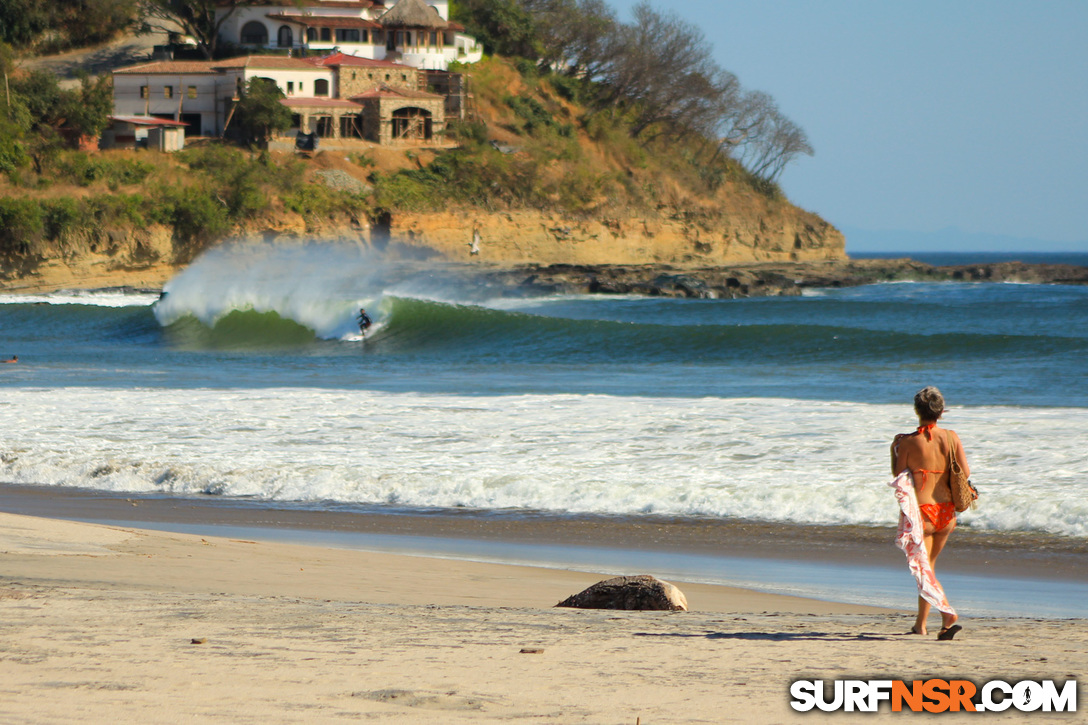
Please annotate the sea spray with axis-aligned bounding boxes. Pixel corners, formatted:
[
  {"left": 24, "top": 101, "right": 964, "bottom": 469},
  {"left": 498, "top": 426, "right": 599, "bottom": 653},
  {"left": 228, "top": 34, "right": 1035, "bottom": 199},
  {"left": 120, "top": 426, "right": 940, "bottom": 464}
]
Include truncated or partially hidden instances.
[{"left": 154, "top": 240, "right": 393, "bottom": 339}]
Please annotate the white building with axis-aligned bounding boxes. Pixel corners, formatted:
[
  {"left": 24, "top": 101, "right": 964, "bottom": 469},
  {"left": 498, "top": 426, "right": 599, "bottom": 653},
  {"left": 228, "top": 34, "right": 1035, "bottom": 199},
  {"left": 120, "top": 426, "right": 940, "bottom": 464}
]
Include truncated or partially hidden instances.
[
  {"left": 112, "top": 53, "right": 448, "bottom": 144},
  {"left": 216, "top": 0, "right": 483, "bottom": 70},
  {"left": 113, "top": 56, "right": 334, "bottom": 138}
]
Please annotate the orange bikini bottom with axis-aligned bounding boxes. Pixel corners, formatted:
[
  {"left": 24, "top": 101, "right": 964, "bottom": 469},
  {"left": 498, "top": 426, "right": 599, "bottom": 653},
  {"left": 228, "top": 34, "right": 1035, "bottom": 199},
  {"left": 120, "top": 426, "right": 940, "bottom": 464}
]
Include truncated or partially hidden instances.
[{"left": 919, "top": 502, "right": 956, "bottom": 530}]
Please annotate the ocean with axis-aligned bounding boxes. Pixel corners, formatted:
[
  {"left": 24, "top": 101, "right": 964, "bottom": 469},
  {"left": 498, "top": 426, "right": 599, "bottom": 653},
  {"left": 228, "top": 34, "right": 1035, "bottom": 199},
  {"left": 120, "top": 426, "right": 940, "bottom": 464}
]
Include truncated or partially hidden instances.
[{"left": 2, "top": 243, "right": 1086, "bottom": 614}]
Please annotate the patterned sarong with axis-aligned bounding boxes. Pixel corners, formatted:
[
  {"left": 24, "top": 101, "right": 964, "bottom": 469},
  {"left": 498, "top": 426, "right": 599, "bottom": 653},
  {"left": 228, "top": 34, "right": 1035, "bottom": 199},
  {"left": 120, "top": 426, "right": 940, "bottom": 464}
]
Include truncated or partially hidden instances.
[{"left": 888, "top": 470, "right": 956, "bottom": 615}]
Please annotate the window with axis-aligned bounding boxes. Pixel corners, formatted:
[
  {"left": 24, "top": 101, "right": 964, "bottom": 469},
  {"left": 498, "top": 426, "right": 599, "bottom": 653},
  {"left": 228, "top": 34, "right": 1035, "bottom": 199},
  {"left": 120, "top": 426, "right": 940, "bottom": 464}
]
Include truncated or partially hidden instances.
[
  {"left": 140, "top": 85, "right": 149, "bottom": 99},
  {"left": 315, "top": 79, "right": 329, "bottom": 97},
  {"left": 287, "top": 81, "right": 294, "bottom": 94},
  {"left": 307, "top": 28, "right": 316, "bottom": 42},
  {"left": 336, "top": 29, "right": 360, "bottom": 43},
  {"left": 277, "top": 26, "right": 293, "bottom": 48},
  {"left": 187, "top": 86, "right": 197, "bottom": 99},
  {"left": 430, "top": 32, "right": 437, "bottom": 46},
  {"left": 241, "top": 21, "right": 268, "bottom": 45},
  {"left": 351, "top": 71, "right": 356, "bottom": 80},
  {"left": 164, "top": 85, "right": 173, "bottom": 98},
  {"left": 298, "top": 82, "right": 304, "bottom": 93},
  {"left": 361, "top": 30, "right": 369, "bottom": 43},
  {"left": 320, "top": 28, "right": 331, "bottom": 42}
]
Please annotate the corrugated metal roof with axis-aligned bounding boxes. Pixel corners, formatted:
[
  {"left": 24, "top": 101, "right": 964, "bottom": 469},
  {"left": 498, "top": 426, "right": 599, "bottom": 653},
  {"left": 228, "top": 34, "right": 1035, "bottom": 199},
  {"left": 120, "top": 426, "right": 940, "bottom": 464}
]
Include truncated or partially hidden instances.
[{"left": 110, "top": 115, "right": 189, "bottom": 126}]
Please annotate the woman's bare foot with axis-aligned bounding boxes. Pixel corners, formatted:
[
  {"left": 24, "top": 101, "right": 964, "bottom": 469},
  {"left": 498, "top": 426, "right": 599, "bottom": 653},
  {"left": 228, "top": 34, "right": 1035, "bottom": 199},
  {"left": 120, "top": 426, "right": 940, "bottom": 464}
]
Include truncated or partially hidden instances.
[{"left": 937, "top": 613, "right": 962, "bottom": 640}]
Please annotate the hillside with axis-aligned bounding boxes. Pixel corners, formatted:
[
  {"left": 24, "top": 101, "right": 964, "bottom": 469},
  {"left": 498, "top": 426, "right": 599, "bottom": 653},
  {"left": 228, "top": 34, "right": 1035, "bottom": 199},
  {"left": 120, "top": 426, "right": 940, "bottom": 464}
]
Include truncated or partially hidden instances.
[{"left": 0, "top": 56, "right": 845, "bottom": 293}]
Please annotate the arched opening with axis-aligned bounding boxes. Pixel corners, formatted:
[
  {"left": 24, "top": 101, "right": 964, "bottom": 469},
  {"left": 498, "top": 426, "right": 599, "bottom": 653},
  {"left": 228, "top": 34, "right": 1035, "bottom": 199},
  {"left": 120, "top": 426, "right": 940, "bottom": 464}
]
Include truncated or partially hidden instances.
[
  {"left": 277, "top": 25, "right": 294, "bottom": 48},
  {"left": 391, "top": 106, "right": 433, "bottom": 140},
  {"left": 314, "top": 79, "right": 330, "bottom": 97},
  {"left": 240, "top": 21, "right": 268, "bottom": 45}
]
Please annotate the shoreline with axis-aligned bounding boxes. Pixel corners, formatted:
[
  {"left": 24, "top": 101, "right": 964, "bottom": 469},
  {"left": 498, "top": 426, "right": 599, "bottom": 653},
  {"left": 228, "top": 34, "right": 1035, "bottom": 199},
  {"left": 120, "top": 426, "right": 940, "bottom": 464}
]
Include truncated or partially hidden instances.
[
  {"left": 3, "top": 256, "right": 1087, "bottom": 300},
  {"left": 2, "top": 509, "right": 1085, "bottom": 722},
  {"left": 4, "top": 483, "right": 1086, "bottom": 618}
]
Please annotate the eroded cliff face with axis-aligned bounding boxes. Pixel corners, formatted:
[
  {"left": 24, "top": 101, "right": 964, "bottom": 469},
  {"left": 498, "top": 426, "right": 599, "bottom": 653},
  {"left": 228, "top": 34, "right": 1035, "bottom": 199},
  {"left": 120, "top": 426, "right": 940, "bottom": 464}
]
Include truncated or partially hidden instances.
[
  {"left": 2, "top": 200, "right": 845, "bottom": 293},
  {"left": 387, "top": 205, "right": 845, "bottom": 266},
  {"left": 0, "top": 224, "right": 184, "bottom": 293}
]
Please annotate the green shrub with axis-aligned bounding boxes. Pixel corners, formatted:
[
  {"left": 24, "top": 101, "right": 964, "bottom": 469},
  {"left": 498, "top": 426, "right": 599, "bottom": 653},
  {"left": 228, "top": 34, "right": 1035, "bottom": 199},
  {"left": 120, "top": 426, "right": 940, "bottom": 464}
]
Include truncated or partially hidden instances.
[
  {"left": 283, "top": 184, "right": 368, "bottom": 228},
  {"left": 166, "top": 186, "right": 229, "bottom": 243},
  {"left": 53, "top": 152, "right": 154, "bottom": 187},
  {"left": 446, "top": 119, "right": 488, "bottom": 147},
  {"left": 350, "top": 152, "right": 375, "bottom": 168},
  {"left": 87, "top": 193, "right": 149, "bottom": 227},
  {"left": 41, "top": 197, "right": 83, "bottom": 239},
  {"left": 506, "top": 95, "right": 555, "bottom": 135},
  {"left": 0, "top": 197, "right": 44, "bottom": 253},
  {"left": 547, "top": 73, "right": 584, "bottom": 103}
]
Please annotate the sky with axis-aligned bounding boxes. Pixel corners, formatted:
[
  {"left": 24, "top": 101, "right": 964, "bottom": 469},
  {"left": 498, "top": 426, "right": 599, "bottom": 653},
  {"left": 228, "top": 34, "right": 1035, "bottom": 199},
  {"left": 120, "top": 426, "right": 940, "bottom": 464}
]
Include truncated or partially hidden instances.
[{"left": 607, "top": 0, "right": 1088, "bottom": 252}]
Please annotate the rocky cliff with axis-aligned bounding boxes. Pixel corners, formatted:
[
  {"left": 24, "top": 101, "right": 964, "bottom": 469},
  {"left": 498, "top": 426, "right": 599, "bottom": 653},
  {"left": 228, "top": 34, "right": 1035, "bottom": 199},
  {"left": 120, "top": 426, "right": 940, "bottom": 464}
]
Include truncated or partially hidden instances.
[{"left": 386, "top": 204, "right": 845, "bottom": 266}]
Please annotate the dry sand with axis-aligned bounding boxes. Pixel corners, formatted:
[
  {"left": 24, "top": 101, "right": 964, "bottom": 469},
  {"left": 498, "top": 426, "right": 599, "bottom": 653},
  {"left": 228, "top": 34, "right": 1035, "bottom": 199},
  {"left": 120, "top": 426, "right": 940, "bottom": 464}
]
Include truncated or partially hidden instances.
[{"left": 1, "top": 512, "right": 1084, "bottom": 723}]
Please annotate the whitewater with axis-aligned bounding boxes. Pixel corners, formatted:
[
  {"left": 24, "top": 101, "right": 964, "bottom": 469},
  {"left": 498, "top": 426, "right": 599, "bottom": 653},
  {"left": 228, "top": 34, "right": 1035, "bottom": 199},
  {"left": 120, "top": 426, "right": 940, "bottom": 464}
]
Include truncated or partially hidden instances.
[{"left": 2, "top": 241, "right": 1087, "bottom": 541}]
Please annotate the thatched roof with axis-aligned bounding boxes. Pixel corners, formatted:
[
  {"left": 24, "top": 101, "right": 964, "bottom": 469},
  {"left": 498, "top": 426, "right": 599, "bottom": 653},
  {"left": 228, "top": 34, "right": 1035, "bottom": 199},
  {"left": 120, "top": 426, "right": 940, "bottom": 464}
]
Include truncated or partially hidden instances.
[{"left": 379, "top": 0, "right": 449, "bottom": 29}]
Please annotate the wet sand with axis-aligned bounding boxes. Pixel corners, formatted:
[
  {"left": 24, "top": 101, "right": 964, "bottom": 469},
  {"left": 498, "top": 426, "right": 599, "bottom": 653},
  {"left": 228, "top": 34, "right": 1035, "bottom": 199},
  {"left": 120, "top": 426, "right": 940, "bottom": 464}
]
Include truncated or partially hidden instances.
[
  {"left": 2, "top": 508, "right": 1086, "bottom": 722},
  {"left": 2, "top": 483, "right": 1086, "bottom": 584}
]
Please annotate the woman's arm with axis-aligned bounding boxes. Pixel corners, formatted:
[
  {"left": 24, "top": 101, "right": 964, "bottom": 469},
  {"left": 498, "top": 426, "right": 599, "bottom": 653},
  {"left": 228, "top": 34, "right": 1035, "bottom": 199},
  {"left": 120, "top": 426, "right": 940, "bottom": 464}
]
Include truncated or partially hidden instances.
[{"left": 891, "top": 433, "right": 910, "bottom": 475}]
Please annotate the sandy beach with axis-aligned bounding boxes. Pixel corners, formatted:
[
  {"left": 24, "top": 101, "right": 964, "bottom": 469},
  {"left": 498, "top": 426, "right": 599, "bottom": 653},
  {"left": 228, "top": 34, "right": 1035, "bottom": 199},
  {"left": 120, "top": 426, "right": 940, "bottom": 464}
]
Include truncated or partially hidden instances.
[{"left": 1, "top": 507, "right": 1084, "bottom": 724}]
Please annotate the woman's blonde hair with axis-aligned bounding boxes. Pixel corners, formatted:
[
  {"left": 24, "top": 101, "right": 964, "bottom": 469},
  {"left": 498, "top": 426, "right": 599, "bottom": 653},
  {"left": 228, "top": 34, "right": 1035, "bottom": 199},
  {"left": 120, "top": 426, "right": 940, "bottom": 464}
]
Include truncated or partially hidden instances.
[{"left": 914, "top": 386, "right": 945, "bottom": 420}]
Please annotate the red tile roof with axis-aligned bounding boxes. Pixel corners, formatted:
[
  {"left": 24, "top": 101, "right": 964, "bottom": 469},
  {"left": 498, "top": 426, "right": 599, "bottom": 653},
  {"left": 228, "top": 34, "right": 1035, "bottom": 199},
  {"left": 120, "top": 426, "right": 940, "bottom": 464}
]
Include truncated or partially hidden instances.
[
  {"left": 211, "top": 55, "right": 328, "bottom": 70},
  {"left": 307, "top": 52, "right": 410, "bottom": 68},
  {"left": 113, "top": 60, "right": 218, "bottom": 75}
]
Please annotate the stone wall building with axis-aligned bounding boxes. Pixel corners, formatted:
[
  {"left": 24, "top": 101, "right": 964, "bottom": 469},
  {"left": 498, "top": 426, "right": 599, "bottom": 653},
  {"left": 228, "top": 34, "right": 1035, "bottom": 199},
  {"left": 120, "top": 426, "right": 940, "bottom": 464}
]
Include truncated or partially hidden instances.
[{"left": 113, "top": 51, "right": 448, "bottom": 144}]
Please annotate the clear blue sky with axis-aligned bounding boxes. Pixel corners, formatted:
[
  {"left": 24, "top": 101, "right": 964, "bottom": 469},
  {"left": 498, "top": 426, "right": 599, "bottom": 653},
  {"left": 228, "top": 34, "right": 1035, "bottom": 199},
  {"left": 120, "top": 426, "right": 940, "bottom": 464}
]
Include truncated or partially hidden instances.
[{"left": 608, "top": 0, "right": 1088, "bottom": 252}]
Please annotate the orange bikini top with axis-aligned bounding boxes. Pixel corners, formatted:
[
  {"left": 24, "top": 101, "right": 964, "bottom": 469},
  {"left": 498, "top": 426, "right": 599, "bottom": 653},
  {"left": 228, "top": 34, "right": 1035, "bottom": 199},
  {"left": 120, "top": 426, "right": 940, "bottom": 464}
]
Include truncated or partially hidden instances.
[{"left": 913, "top": 424, "right": 944, "bottom": 484}]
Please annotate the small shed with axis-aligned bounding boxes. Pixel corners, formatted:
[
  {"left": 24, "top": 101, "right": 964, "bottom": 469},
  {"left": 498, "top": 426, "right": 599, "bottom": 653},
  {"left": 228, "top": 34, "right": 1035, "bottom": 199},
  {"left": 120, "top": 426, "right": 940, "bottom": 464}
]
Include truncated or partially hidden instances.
[{"left": 102, "top": 116, "right": 188, "bottom": 151}]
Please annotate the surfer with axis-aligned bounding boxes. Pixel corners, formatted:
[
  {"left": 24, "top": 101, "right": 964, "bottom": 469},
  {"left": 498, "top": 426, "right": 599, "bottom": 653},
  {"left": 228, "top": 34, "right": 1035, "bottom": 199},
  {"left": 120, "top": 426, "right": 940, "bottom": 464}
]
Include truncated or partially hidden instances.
[
  {"left": 357, "top": 308, "right": 373, "bottom": 335},
  {"left": 2, "top": 355, "right": 16, "bottom": 363}
]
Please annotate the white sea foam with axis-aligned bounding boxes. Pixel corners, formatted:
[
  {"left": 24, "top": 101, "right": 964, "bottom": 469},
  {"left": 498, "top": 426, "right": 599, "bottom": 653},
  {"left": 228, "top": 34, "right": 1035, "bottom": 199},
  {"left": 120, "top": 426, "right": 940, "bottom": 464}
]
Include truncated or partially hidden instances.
[
  {"left": 2, "top": 389, "right": 1085, "bottom": 538},
  {"left": 0, "top": 289, "right": 159, "bottom": 307},
  {"left": 154, "top": 242, "right": 386, "bottom": 339}
]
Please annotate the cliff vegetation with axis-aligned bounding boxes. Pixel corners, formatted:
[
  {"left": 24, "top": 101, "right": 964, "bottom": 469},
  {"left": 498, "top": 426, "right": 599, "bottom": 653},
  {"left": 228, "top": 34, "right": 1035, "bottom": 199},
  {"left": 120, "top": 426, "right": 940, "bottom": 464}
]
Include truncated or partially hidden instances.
[{"left": 1, "top": 2, "right": 846, "bottom": 289}]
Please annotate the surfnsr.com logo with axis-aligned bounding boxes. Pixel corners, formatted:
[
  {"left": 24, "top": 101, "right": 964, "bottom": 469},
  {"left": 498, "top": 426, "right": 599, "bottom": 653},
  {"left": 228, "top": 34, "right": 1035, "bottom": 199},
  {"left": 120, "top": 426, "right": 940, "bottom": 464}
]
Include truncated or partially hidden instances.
[{"left": 790, "top": 679, "right": 1077, "bottom": 713}]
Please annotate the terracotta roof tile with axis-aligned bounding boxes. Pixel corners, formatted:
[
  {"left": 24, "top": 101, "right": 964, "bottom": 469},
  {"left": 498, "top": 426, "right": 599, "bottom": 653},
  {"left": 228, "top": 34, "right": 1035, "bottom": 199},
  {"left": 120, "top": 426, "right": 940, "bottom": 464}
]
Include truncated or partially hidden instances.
[
  {"left": 113, "top": 60, "right": 218, "bottom": 75},
  {"left": 211, "top": 55, "right": 326, "bottom": 71},
  {"left": 308, "top": 52, "right": 411, "bottom": 68}
]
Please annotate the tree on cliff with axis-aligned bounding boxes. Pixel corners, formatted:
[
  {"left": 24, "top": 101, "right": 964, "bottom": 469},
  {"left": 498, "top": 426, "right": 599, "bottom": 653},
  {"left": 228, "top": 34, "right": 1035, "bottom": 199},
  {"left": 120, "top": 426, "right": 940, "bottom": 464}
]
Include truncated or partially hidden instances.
[
  {"left": 0, "top": 0, "right": 137, "bottom": 50},
  {"left": 232, "top": 77, "right": 292, "bottom": 148},
  {"left": 1, "top": 68, "right": 113, "bottom": 172},
  {"left": 136, "top": 0, "right": 242, "bottom": 60},
  {"left": 519, "top": 0, "right": 812, "bottom": 183},
  {"left": 451, "top": 0, "right": 540, "bottom": 58}
]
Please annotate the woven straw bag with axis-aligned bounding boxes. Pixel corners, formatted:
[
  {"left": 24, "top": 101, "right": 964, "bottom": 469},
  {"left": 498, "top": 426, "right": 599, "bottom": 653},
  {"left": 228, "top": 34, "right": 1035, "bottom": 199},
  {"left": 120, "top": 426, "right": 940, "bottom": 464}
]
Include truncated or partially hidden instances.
[{"left": 947, "top": 432, "right": 978, "bottom": 512}]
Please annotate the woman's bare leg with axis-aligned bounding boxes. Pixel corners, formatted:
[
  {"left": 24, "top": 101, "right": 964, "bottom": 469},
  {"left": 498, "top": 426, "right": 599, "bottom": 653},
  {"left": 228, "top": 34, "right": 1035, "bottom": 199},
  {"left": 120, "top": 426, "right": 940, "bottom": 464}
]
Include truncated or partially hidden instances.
[{"left": 913, "top": 522, "right": 957, "bottom": 634}]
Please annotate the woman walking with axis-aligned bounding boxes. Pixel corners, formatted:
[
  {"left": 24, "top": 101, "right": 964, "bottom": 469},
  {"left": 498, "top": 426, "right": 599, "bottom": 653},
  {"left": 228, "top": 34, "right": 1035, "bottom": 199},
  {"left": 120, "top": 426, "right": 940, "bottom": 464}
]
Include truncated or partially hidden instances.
[{"left": 891, "top": 386, "right": 968, "bottom": 640}]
